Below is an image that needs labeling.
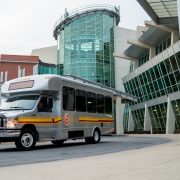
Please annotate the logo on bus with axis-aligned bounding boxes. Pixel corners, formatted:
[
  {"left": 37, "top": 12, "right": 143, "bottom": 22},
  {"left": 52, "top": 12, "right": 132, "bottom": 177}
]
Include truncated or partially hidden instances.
[{"left": 64, "top": 113, "right": 71, "bottom": 127}]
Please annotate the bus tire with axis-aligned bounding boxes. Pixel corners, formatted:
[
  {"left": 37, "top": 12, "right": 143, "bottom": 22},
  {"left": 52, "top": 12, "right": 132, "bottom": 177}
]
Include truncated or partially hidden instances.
[
  {"left": 92, "top": 129, "right": 101, "bottom": 143},
  {"left": 51, "top": 140, "right": 64, "bottom": 145},
  {"left": 15, "top": 129, "right": 36, "bottom": 151},
  {"left": 85, "top": 129, "right": 101, "bottom": 144}
]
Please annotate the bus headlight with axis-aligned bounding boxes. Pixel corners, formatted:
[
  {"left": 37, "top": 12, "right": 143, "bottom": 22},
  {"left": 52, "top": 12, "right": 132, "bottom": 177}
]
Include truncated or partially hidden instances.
[{"left": 6, "top": 118, "right": 18, "bottom": 129}]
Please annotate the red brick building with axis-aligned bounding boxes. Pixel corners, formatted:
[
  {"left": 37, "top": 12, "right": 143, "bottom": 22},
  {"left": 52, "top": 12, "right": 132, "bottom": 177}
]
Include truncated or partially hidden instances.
[{"left": 0, "top": 54, "right": 39, "bottom": 82}]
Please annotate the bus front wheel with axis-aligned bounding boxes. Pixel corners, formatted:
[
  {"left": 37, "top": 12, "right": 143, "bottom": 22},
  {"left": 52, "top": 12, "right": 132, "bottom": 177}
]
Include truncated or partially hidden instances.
[{"left": 15, "top": 129, "right": 36, "bottom": 150}]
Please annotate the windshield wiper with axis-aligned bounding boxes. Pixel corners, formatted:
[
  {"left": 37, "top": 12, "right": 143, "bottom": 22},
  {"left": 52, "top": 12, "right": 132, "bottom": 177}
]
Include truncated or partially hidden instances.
[{"left": 9, "top": 106, "right": 25, "bottom": 111}]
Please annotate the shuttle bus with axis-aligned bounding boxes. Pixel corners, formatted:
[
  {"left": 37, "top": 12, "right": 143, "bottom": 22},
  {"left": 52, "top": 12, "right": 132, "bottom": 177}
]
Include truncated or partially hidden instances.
[{"left": 0, "top": 74, "right": 116, "bottom": 150}]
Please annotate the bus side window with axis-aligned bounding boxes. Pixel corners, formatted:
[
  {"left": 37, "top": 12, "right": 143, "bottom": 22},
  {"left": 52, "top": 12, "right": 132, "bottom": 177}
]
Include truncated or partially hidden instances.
[
  {"left": 97, "top": 94, "right": 104, "bottom": 113},
  {"left": 76, "top": 89, "right": 86, "bottom": 112},
  {"left": 105, "top": 96, "right": 112, "bottom": 115},
  {"left": 87, "top": 92, "right": 96, "bottom": 113},
  {"left": 63, "top": 86, "right": 75, "bottom": 111}
]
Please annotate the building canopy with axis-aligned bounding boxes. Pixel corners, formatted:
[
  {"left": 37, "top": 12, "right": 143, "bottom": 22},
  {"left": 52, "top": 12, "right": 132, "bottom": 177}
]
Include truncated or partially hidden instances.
[{"left": 137, "top": 0, "right": 178, "bottom": 25}]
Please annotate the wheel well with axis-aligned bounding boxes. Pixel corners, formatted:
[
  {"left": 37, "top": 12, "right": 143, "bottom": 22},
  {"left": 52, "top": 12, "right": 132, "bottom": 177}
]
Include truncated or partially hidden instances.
[{"left": 21, "top": 124, "right": 39, "bottom": 141}]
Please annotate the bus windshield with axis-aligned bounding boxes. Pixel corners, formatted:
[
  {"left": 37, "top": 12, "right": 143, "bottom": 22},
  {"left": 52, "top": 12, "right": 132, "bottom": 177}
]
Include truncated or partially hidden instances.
[{"left": 0, "top": 95, "right": 39, "bottom": 111}]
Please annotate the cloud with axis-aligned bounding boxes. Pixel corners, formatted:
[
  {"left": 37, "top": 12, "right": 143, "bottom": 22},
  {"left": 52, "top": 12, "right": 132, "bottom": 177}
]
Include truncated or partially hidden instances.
[{"left": 0, "top": 0, "right": 150, "bottom": 55}]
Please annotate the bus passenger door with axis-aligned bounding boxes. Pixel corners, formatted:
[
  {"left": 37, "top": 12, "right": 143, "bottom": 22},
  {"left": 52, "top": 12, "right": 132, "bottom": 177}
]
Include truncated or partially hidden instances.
[{"left": 36, "top": 96, "right": 55, "bottom": 139}]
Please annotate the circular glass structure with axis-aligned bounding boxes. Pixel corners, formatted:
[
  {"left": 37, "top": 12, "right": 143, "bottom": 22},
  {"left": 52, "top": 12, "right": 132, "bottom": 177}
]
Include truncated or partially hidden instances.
[{"left": 54, "top": 5, "right": 120, "bottom": 87}]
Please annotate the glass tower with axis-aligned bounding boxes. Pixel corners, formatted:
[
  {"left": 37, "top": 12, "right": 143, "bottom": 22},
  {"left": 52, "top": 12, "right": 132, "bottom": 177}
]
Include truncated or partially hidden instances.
[{"left": 54, "top": 5, "right": 120, "bottom": 87}]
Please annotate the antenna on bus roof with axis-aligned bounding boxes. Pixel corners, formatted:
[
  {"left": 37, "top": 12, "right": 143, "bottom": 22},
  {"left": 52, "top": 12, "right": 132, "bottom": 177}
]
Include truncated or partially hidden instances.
[{"left": 63, "top": 74, "right": 137, "bottom": 102}]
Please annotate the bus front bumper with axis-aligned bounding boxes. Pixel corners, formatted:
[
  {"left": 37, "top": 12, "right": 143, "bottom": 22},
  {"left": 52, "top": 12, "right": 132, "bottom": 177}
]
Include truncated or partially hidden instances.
[{"left": 0, "top": 129, "right": 20, "bottom": 142}]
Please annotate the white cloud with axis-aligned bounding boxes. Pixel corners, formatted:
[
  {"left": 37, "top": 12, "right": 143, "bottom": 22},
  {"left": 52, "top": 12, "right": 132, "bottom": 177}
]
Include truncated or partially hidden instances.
[{"left": 0, "top": 0, "right": 150, "bottom": 55}]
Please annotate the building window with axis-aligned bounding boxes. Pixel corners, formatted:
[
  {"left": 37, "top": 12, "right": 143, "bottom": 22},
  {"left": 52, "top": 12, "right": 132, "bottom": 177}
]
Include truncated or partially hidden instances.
[
  {"left": 155, "top": 36, "right": 171, "bottom": 55},
  {"left": 139, "top": 51, "right": 149, "bottom": 67}
]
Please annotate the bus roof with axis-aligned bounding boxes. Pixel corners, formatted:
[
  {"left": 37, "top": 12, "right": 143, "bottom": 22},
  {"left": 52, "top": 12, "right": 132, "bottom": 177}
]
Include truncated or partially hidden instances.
[{"left": 1, "top": 74, "right": 137, "bottom": 102}]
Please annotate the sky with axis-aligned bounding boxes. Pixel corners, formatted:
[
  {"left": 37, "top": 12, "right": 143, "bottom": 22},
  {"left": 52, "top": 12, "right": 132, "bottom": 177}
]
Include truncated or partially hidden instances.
[{"left": 0, "top": 0, "right": 150, "bottom": 55}]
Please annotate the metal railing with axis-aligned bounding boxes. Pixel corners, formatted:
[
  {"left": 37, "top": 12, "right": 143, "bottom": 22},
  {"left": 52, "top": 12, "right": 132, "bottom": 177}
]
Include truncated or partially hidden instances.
[{"left": 53, "top": 4, "right": 120, "bottom": 32}]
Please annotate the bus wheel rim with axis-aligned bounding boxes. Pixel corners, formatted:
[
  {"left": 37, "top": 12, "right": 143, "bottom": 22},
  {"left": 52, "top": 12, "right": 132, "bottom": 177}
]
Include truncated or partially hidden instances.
[
  {"left": 94, "top": 131, "right": 99, "bottom": 142},
  {"left": 21, "top": 133, "right": 33, "bottom": 148}
]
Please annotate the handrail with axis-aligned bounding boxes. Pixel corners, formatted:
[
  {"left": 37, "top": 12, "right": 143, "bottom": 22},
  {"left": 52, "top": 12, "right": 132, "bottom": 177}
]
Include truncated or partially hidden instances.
[{"left": 53, "top": 4, "right": 120, "bottom": 32}]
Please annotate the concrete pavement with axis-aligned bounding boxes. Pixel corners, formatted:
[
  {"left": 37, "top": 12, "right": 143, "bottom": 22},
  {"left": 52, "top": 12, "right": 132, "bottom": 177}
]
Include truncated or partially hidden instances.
[{"left": 0, "top": 134, "right": 180, "bottom": 180}]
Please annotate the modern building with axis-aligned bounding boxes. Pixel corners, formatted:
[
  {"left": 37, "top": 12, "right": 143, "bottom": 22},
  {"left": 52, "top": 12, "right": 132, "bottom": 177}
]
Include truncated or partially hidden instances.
[
  {"left": 0, "top": 54, "right": 39, "bottom": 83},
  {"left": 53, "top": 5, "right": 120, "bottom": 88},
  {"left": 31, "top": 46, "right": 57, "bottom": 65},
  {"left": 38, "top": 60, "right": 57, "bottom": 75},
  {"left": 0, "top": 54, "right": 57, "bottom": 84},
  {"left": 121, "top": 0, "right": 180, "bottom": 134},
  {"left": 30, "top": 5, "right": 137, "bottom": 134}
]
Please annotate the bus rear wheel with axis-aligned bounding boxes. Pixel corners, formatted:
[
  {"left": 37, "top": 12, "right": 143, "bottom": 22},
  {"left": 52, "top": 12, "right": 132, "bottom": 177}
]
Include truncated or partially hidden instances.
[
  {"left": 15, "top": 129, "right": 36, "bottom": 151},
  {"left": 85, "top": 129, "right": 101, "bottom": 144}
]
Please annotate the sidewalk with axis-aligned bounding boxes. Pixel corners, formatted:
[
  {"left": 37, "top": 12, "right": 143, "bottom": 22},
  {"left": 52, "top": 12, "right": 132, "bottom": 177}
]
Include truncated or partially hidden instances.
[{"left": 0, "top": 135, "right": 180, "bottom": 180}]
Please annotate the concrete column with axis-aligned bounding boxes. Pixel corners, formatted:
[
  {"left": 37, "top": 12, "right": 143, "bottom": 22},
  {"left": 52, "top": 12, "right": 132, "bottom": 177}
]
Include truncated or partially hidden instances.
[
  {"left": 115, "top": 97, "right": 125, "bottom": 135},
  {"left": 4, "top": 71, "right": 8, "bottom": 81},
  {"left": 144, "top": 104, "right": 151, "bottom": 132},
  {"left": 166, "top": 97, "right": 176, "bottom": 134},
  {"left": 177, "top": 0, "right": 180, "bottom": 35},
  {"left": 135, "top": 60, "right": 139, "bottom": 69},
  {"left": 171, "top": 31, "right": 179, "bottom": 45},
  {"left": 18, "top": 65, "right": 21, "bottom": 78},
  {"left": 128, "top": 109, "right": 134, "bottom": 132},
  {"left": 0, "top": 72, "right": 3, "bottom": 82},
  {"left": 33, "top": 64, "right": 38, "bottom": 75},
  {"left": 149, "top": 47, "right": 156, "bottom": 59}
]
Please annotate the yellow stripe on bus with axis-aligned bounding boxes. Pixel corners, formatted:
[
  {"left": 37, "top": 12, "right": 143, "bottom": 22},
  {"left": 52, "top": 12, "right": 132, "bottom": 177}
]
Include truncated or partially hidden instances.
[
  {"left": 18, "top": 116, "right": 62, "bottom": 124},
  {"left": 79, "top": 117, "right": 114, "bottom": 123}
]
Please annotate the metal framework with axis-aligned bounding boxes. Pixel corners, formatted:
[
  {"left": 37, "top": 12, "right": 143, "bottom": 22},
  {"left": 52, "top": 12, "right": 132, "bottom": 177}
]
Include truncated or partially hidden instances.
[
  {"left": 137, "top": 0, "right": 178, "bottom": 25},
  {"left": 53, "top": 4, "right": 120, "bottom": 39}
]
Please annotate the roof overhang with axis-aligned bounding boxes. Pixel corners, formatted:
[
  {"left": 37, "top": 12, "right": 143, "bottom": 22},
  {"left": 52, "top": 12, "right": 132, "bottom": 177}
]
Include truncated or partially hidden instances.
[
  {"left": 139, "top": 27, "right": 171, "bottom": 46},
  {"left": 137, "top": 0, "right": 178, "bottom": 25},
  {"left": 124, "top": 45, "right": 148, "bottom": 59},
  {"left": 125, "top": 26, "right": 171, "bottom": 58}
]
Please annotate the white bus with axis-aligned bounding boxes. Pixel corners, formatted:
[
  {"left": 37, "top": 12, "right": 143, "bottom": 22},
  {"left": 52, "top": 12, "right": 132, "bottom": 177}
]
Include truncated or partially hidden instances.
[{"left": 0, "top": 74, "right": 119, "bottom": 150}]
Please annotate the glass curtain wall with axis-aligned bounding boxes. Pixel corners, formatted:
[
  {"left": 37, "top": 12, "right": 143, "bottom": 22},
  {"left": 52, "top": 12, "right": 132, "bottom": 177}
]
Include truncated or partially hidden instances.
[
  {"left": 124, "top": 51, "right": 180, "bottom": 105},
  {"left": 139, "top": 51, "right": 149, "bottom": 67},
  {"left": 155, "top": 36, "right": 171, "bottom": 55},
  {"left": 148, "top": 103, "right": 167, "bottom": 133},
  {"left": 123, "top": 103, "right": 129, "bottom": 132},
  {"left": 38, "top": 63, "right": 57, "bottom": 74},
  {"left": 171, "top": 99, "right": 180, "bottom": 133},
  {"left": 57, "top": 12, "right": 115, "bottom": 87},
  {"left": 131, "top": 108, "right": 145, "bottom": 132}
]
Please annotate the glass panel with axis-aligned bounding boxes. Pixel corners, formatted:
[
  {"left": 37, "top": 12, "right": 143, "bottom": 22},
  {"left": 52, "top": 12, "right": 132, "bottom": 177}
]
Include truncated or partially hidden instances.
[
  {"left": 76, "top": 89, "right": 86, "bottom": 112},
  {"left": 57, "top": 12, "right": 115, "bottom": 87}
]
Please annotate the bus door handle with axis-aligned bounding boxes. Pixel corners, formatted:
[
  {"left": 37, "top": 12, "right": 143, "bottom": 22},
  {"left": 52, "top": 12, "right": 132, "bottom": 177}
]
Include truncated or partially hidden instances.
[{"left": 31, "top": 114, "right": 37, "bottom": 117}]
